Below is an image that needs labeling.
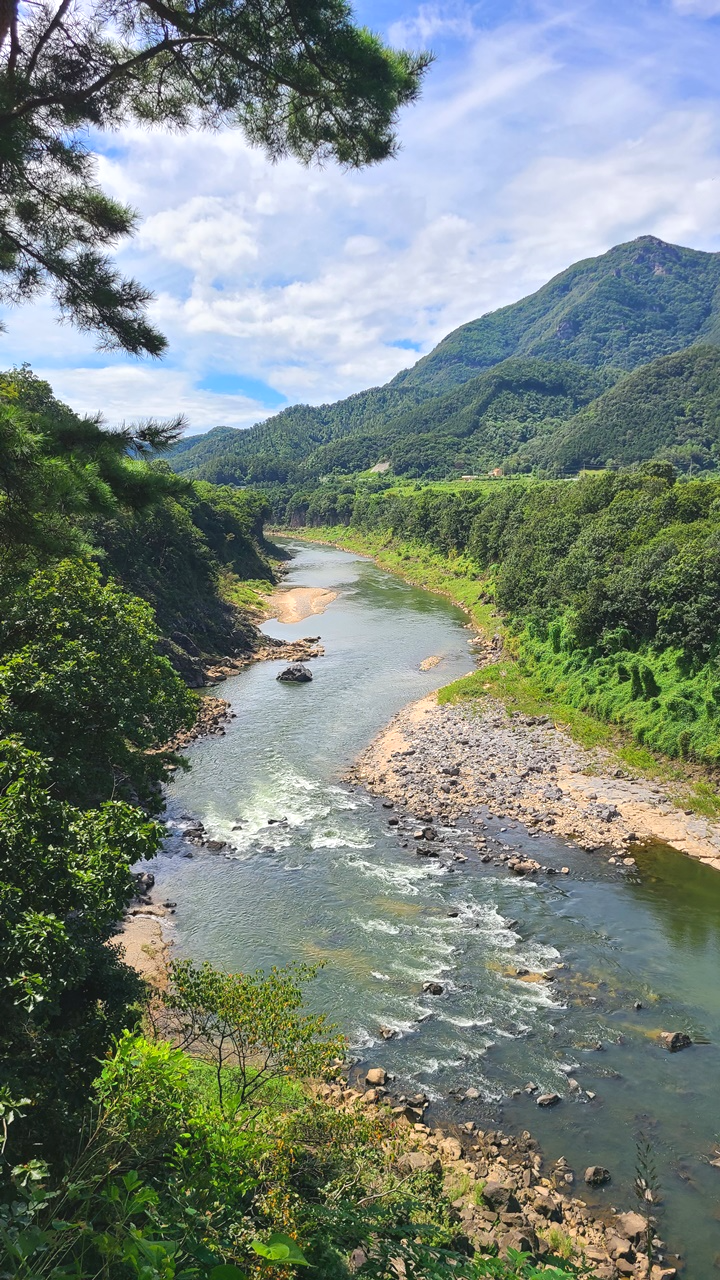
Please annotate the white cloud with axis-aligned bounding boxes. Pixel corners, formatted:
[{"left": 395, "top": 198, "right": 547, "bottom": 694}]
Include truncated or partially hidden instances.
[
  {"left": 3, "top": 0, "right": 720, "bottom": 430},
  {"left": 33, "top": 364, "right": 270, "bottom": 431}
]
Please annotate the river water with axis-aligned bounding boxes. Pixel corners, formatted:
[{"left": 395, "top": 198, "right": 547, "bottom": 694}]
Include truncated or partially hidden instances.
[{"left": 154, "top": 540, "right": 720, "bottom": 1277}]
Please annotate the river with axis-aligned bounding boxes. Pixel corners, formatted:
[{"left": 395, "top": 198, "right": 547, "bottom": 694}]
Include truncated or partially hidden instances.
[{"left": 154, "top": 540, "right": 720, "bottom": 1277}]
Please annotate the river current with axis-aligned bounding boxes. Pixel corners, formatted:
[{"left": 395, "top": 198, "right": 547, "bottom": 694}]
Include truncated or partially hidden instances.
[{"left": 152, "top": 540, "right": 720, "bottom": 1277}]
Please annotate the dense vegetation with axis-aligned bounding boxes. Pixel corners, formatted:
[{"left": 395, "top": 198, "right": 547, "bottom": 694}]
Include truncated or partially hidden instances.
[
  {"left": 0, "top": 363, "right": 581, "bottom": 1279},
  {"left": 284, "top": 465, "right": 720, "bottom": 768},
  {"left": 0, "top": 366, "right": 276, "bottom": 666},
  {"left": 169, "top": 236, "right": 720, "bottom": 486}
]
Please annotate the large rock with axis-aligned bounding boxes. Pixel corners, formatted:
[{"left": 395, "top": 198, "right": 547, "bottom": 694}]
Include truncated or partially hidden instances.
[
  {"left": 398, "top": 1150, "right": 442, "bottom": 1176},
  {"left": 615, "top": 1211, "right": 648, "bottom": 1242},
  {"left": 585, "top": 1165, "right": 611, "bottom": 1186},
  {"left": 536, "top": 1092, "right": 562, "bottom": 1107},
  {"left": 276, "top": 663, "right": 313, "bottom": 683},
  {"left": 422, "top": 981, "right": 444, "bottom": 995},
  {"left": 500, "top": 1227, "right": 538, "bottom": 1259},
  {"left": 660, "top": 1030, "right": 692, "bottom": 1052},
  {"left": 482, "top": 1181, "right": 521, "bottom": 1214},
  {"left": 365, "top": 1067, "right": 387, "bottom": 1086}
]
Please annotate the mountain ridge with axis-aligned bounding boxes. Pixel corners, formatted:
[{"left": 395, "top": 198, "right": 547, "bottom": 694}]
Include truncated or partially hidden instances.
[{"left": 169, "top": 235, "right": 720, "bottom": 483}]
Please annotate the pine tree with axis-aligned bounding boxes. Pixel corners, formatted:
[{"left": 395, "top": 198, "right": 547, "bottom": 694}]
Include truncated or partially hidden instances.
[{"left": 0, "top": 0, "right": 430, "bottom": 353}]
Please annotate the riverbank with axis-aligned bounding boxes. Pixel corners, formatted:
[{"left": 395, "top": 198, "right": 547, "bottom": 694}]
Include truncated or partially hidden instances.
[
  {"left": 111, "top": 879, "right": 670, "bottom": 1278},
  {"left": 319, "top": 1073, "right": 676, "bottom": 1280},
  {"left": 263, "top": 583, "right": 338, "bottom": 622},
  {"left": 350, "top": 691, "right": 720, "bottom": 871},
  {"left": 276, "top": 527, "right": 720, "bottom": 835}
]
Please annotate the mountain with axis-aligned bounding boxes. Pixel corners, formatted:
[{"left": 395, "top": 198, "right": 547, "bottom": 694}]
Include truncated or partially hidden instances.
[
  {"left": 169, "top": 236, "right": 720, "bottom": 484},
  {"left": 517, "top": 344, "right": 720, "bottom": 475},
  {"left": 392, "top": 235, "right": 720, "bottom": 393}
]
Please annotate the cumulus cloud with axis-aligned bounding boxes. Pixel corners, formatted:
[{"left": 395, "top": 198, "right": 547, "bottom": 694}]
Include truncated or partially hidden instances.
[
  {"left": 33, "top": 363, "right": 271, "bottom": 431},
  {"left": 2, "top": 0, "right": 720, "bottom": 432}
]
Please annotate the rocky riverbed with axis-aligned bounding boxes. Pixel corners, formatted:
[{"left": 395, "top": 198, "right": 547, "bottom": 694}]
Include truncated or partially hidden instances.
[
  {"left": 348, "top": 692, "right": 720, "bottom": 873},
  {"left": 317, "top": 1072, "right": 678, "bottom": 1279}
]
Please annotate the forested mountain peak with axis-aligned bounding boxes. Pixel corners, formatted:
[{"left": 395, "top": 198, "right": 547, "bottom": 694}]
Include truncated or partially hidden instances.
[
  {"left": 169, "top": 236, "right": 720, "bottom": 486},
  {"left": 393, "top": 236, "right": 720, "bottom": 393}
]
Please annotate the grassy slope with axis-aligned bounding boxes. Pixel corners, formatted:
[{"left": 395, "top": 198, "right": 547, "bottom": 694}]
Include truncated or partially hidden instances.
[{"left": 277, "top": 524, "right": 720, "bottom": 818}]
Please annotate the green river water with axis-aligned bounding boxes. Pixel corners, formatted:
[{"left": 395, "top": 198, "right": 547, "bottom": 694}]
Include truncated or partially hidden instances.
[{"left": 152, "top": 540, "right": 720, "bottom": 1276}]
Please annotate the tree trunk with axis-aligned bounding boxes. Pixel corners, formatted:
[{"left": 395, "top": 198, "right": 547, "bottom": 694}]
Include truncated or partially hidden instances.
[{"left": 0, "top": 0, "right": 16, "bottom": 51}]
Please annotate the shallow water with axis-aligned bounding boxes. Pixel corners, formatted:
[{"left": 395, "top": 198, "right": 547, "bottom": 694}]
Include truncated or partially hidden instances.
[{"left": 154, "top": 541, "right": 720, "bottom": 1277}]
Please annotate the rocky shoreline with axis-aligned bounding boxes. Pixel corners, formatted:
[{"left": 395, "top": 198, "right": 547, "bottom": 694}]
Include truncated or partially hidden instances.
[
  {"left": 318, "top": 1072, "right": 677, "bottom": 1279},
  {"left": 348, "top": 690, "right": 720, "bottom": 872},
  {"left": 113, "top": 861, "right": 678, "bottom": 1279}
]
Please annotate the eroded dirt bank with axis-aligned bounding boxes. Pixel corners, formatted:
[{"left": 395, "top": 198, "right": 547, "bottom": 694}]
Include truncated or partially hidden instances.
[{"left": 349, "top": 692, "right": 720, "bottom": 873}]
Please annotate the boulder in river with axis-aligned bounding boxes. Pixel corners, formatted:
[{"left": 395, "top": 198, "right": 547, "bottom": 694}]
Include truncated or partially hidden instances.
[
  {"left": 536, "top": 1092, "right": 562, "bottom": 1107},
  {"left": 585, "top": 1166, "right": 611, "bottom": 1186},
  {"left": 660, "top": 1031, "right": 692, "bottom": 1052},
  {"left": 422, "top": 981, "right": 444, "bottom": 995},
  {"left": 276, "top": 664, "right": 313, "bottom": 683}
]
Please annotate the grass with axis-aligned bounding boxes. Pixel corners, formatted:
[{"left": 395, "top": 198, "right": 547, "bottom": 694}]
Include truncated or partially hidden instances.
[
  {"left": 280, "top": 525, "right": 720, "bottom": 818},
  {"left": 218, "top": 570, "right": 273, "bottom": 616},
  {"left": 541, "top": 1227, "right": 577, "bottom": 1263}
]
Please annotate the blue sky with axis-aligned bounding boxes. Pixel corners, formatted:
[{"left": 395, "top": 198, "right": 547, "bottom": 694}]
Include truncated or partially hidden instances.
[{"left": 3, "top": 0, "right": 720, "bottom": 431}]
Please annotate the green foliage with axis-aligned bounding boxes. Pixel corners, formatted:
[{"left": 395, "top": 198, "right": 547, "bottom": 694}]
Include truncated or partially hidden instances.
[
  {"left": 1, "top": 1023, "right": 582, "bottom": 1280},
  {"left": 0, "top": 0, "right": 429, "bottom": 352},
  {"left": 0, "top": 366, "right": 182, "bottom": 575},
  {"left": 1, "top": 365, "right": 277, "bottom": 659},
  {"left": 289, "top": 466, "right": 720, "bottom": 767},
  {"left": 157, "top": 960, "right": 344, "bottom": 1118},
  {"left": 519, "top": 344, "right": 720, "bottom": 476},
  {"left": 0, "top": 740, "right": 161, "bottom": 1162},
  {"left": 0, "top": 558, "right": 196, "bottom": 808}
]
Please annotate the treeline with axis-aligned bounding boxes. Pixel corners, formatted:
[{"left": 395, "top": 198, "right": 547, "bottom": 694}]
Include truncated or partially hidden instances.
[{"left": 285, "top": 465, "right": 720, "bottom": 765}]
